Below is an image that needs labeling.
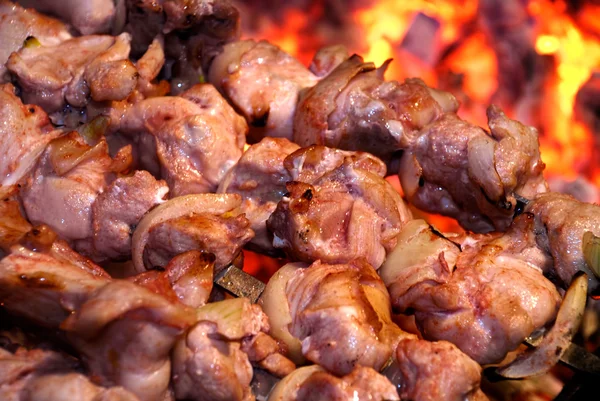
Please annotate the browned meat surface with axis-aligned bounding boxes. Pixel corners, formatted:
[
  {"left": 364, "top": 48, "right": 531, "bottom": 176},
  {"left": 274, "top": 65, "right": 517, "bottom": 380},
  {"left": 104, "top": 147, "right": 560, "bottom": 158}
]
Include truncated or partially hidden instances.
[
  {"left": 282, "top": 260, "right": 402, "bottom": 375},
  {"left": 119, "top": 84, "right": 247, "bottom": 196},
  {"left": 401, "top": 106, "right": 548, "bottom": 232},
  {"left": 268, "top": 365, "right": 399, "bottom": 401},
  {"left": 284, "top": 145, "right": 388, "bottom": 184},
  {"left": 218, "top": 137, "right": 300, "bottom": 254},
  {"left": 21, "top": 133, "right": 132, "bottom": 257},
  {"left": 7, "top": 33, "right": 134, "bottom": 113},
  {"left": 130, "top": 250, "right": 214, "bottom": 308},
  {"left": 309, "top": 45, "right": 350, "bottom": 78},
  {"left": 0, "top": 241, "right": 110, "bottom": 328},
  {"left": 293, "top": 55, "right": 547, "bottom": 232},
  {"left": 17, "top": 0, "right": 115, "bottom": 35},
  {"left": 380, "top": 215, "right": 561, "bottom": 364},
  {"left": 0, "top": 347, "right": 140, "bottom": 401},
  {"left": 0, "top": 187, "right": 32, "bottom": 253},
  {"left": 268, "top": 153, "right": 410, "bottom": 268},
  {"left": 392, "top": 338, "right": 487, "bottom": 401},
  {"left": 62, "top": 280, "right": 196, "bottom": 401},
  {"left": 293, "top": 55, "right": 457, "bottom": 164},
  {"left": 172, "top": 298, "right": 291, "bottom": 401},
  {"left": 0, "top": 1, "right": 71, "bottom": 82},
  {"left": 144, "top": 206, "right": 253, "bottom": 273},
  {"left": 209, "top": 40, "right": 318, "bottom": 141},
  {"left": 241, "top": 332, "right": 295, "bottom": 378},
  {"left": 92, "top": 170, "right": 168, "bottom": 261},
  {"left": 0, "top": 85, "right": 60, "bottom": 187},
  {"left": 527, "top": 192, "right": 600, "bottom": 290}
]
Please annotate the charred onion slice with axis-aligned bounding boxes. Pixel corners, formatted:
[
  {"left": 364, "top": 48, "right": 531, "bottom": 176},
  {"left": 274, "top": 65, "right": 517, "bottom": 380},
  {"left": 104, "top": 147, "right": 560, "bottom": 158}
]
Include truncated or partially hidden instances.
[
  {"left": 497, "top": 272, "right": 588, "bottom": 378},
  {"left": 583, "top": 231, "right": 600, "bottom": 279},
  {"left": 131, "top": 194, "right": 242, "bottom": 273}
]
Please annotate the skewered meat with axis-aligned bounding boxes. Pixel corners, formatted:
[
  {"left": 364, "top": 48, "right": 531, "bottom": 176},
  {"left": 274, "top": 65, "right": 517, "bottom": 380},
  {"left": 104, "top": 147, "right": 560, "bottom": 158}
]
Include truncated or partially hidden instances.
[
  {"left": 268, "top": 148, "right": 410, "bottom": 268},
  {"left": 130, "top": 250, "right": 214, "bottom": 308},
  {"left": 92, "top": 170, "right": 168, "bottom": 261},
  {"left": 293, "top": 55, "right": 547, "bottom": 232},
  {"left": 380, "top": 215, "right": 561, "bottom": 364},
  {"left": 260, "top": 260, "right": 404, "bottom": 375},
  {"left": 62, "top": 280, "right": 196, "bottom": 401},
  {"left": 132, "top": 194, "right": 254, "bottom": 273},
  {"left": 0, "top": 347, "right": 141, "bottom": 401},
  {"left": 119, "top": 84, "right": 247, "bottom": 196},
  {"left": 172, "top": 298, "right": 294, "bottom": 401},
  {"left": 400, "top": 106, "right": 548, "bottom": 232},
  {"left": 293, "top": 55, "right": 458, "bottom": 163},
  {"left": 527, "top": 192, "right": 600, "bottom": 290},
  {"left": 0, "top": 84, "right": 60, "bottom": 187},
  {"left": 20, "top": 132, "right": 134, "bottom": 259},
  {"left": 7, "top": 33, "right": 135, "bottom": 113},
  {"left": 390, "top": 338, "right": 488, "bottom": 401},
  {"left": 0, "top": 1, "right": 71, "bottom": 82},
  {"left": 218, "top": 137, "right": 300, "bottom": 254},
  {"left": 268, "top": 365, "right": 400, "bottom": 401},
  {"left": 17, "top": 0, "right": 116, "bottom": 35},
  {"left": 209, "top": 40, "right": 318, "bottom": 141},
  {"left": 0, "top": 240, "right": 110, "bottom": 328}
]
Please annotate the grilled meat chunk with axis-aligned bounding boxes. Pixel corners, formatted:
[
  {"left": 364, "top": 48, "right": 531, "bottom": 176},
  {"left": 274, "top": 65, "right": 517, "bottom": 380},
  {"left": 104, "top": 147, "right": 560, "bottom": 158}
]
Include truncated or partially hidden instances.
[
  {"left": 130, "top": 250, "right": 215, "bottom": 308},
  {"left": 218, "top": 137, "right": 300, "bottom": 254},
  {"left": 17, "top": 0, "right": 116, "bottom": 35},
  {"left": 391, "top": 338, "right": 488, "bottom": 401},
  {"left": 293, "top": 55, "right": 546, "bottom": 232},
  {"left": 120, "top": 84, "right": 247, "bottom": 196},
  {"left": 380, "top": 215, "right": 561, "bottom": 364},
  {"left": 401, "top": 106, "right": 547, "bottom": 232},
  {"left": 0, "top": 347, "right": 141, "bottom": 401},
  {"left": 268, "top": 365, "right": 399, "bottom": 401},
  {"left": 92, "top": 170, "right": 168, "bottom": 261},
  {"left": 0, "top": 1, "right": 71, "bottom": 82},
  {"left": 62, "top": 280, "right": 196, "bottom": 401},
  {"left": 268, "top": 150, "right": 410, "bottom": 268},
  {"left": 527, "top": 192, "right": 600, "bottom": 291},
  {"left": 261, "top": 260, "right": 403, "bottom": 375},
  {"left": 7, "top": 33, "right": 135, "bottom": 113},
  {"left": 209, "top": 40, "right": 318, "bottom": 141},
  {"left": 0, "top": 84, "right": 60, "bottom": 187},
  {"left": 173, "top": 298, "right": 293, "bottom": 401}
]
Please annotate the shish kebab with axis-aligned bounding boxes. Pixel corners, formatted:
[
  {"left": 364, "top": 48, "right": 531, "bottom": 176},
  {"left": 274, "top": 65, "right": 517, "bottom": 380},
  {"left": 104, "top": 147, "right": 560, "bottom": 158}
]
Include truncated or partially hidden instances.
[{"left": 3, "top": 1, "right": 600, "bottom": 398}]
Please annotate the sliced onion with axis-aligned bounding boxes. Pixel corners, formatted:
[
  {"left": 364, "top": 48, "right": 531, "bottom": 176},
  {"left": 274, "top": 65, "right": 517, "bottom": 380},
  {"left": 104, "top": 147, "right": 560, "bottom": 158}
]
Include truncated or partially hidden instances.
[
  {"left": 267, "top": 365, "right": 324, "bottom": 401},
  {"left": 583, "top": 231, "right": 600, "bottom": 279},
  {"left": 131, "top": 194, "right": 242, "bottom": 273},
  {"left": 77, "top": 116, "right": 110, "bottom": 145},
  {"left": 195, "top": 298, "right": 250, "bottom": 340},
  {"left": 258, "top": 263, "right": 308, "bottom": 365},
  {"left": 48, "top": 134, "right": 107, "bottom": 176},
  {"left": 497, "top": 272, "right": 588, "bottom": 378}
]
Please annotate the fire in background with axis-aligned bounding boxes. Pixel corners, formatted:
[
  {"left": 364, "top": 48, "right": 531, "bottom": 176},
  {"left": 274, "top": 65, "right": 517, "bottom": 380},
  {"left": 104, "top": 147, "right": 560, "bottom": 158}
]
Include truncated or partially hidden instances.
[{"left": 237, "top": 0, "right": 600, "bottom": 199}]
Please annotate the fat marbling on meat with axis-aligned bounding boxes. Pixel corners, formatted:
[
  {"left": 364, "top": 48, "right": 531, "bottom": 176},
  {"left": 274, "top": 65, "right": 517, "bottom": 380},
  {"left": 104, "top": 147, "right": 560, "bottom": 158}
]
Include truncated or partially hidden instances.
[
  {"left": 209, "top": 39, "right": 318, "bottom": 141},
  {"left": 380, "top": 215, "right": 561, "bottom": 364},
  {"left": 218, "top": 137, "right": 300, "bottom": 254},
  {"left": 267, "top": 146, "right": 411, "bottom": 268},
  {"left": 119, "top": 84, "right": 247, "bottom": 196}
]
